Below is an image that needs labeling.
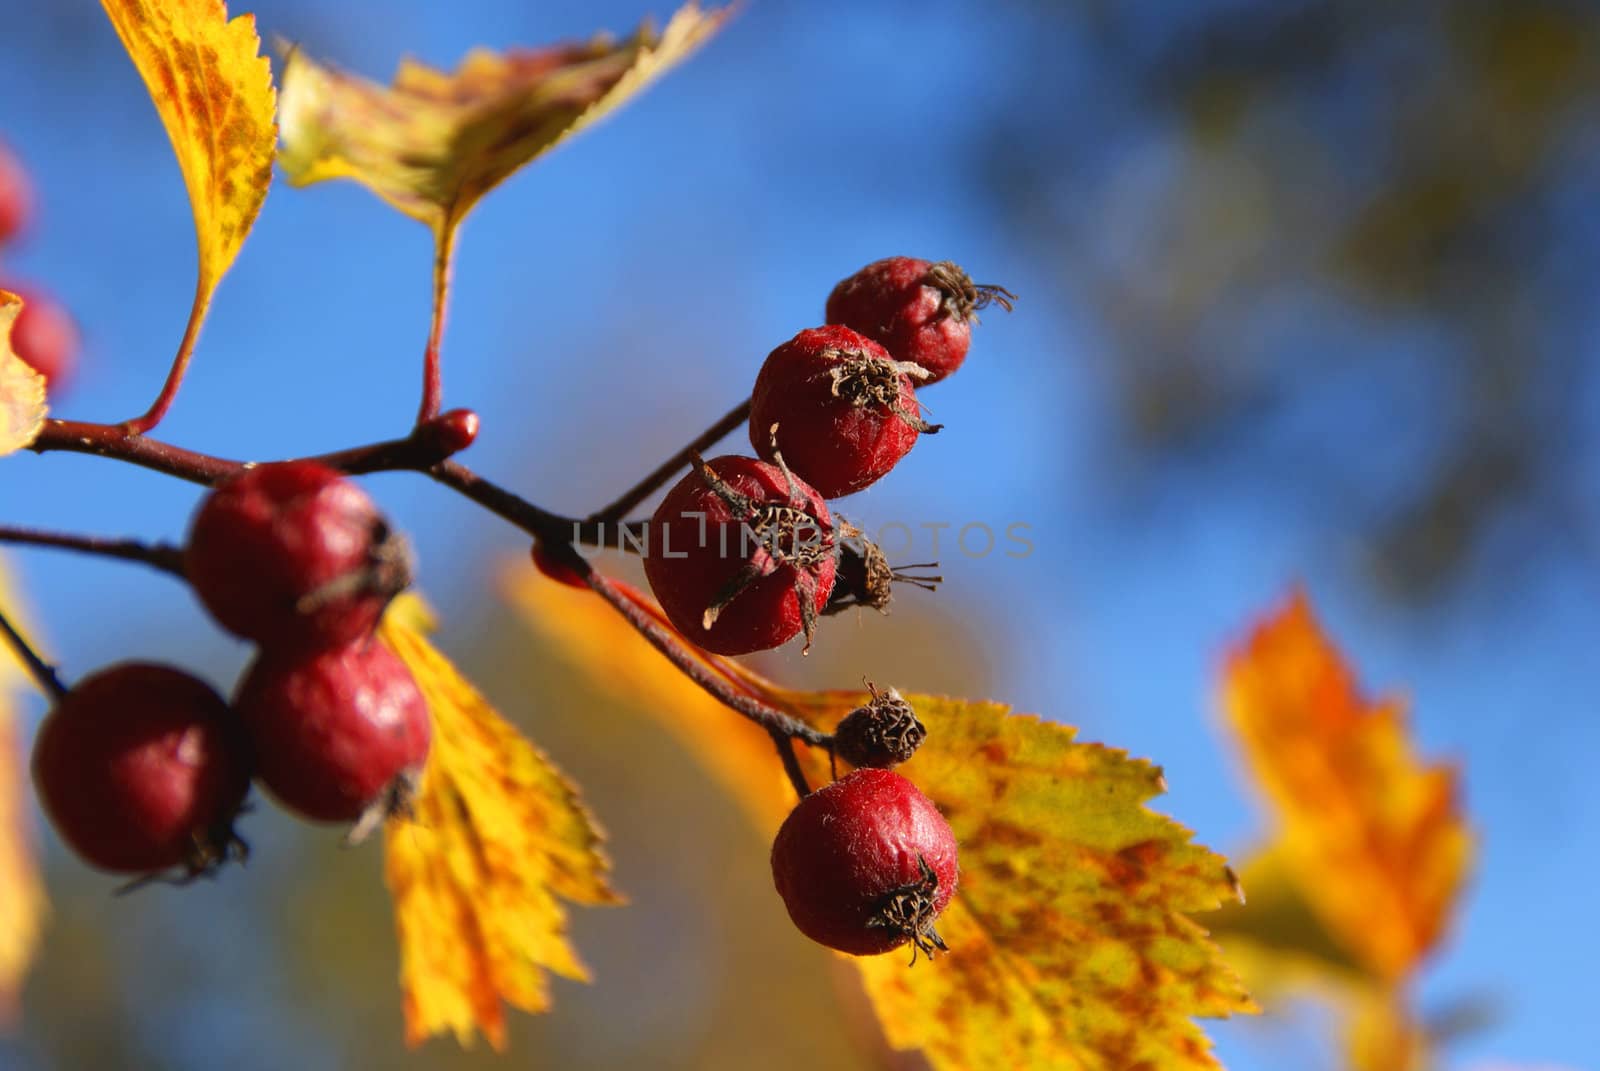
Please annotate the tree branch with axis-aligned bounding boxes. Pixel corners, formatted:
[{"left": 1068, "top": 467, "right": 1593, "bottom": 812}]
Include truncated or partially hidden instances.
[
  {"left": 30, "top": 419, "right": 244, "bottom": 485},
  {"left": 0, "top": 525, "right": 186, "bottom": 579},
  {"left": 19, "top": 412, "right": 831, "bottom": 765},
  {"left": 0, "top": 602, "right": 67, "bottom": 700}
]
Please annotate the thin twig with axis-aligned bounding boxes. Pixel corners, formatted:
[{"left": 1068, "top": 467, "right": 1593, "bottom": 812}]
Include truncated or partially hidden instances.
[
  {"left": 769, "top": 729, "right": 812, "bottom": 800},
  {"left": 0, "top": 603, "right": 67, "bottom": 700},
  {"left": 31, "top": 419, "right": 244, "bottom": 485},
  {"left": 589, "top": 398, "right": 752, "bottom": 521},
  {"left": 549, "top": 542, "right": 828, "bottom": 747},
  {"left": 426, "top": 460, "right": 603, "bottom": 542},
  {"left": 122, "top": 275, "right": 211, "bottom": 435},
  {"left": 416, "top": 224, "right": 458, "bottom": 425},
  {"left": 0, "top": 525, "right": 186, "bottom": 579}
]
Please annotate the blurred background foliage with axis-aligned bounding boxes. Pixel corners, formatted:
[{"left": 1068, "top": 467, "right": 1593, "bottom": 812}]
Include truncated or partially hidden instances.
[
  {"left": 2, "top": 1, "right": 1598, "bottom": 1069},
  {"left": 984, "top": 0, "right": 1600, "bottom": 602}
]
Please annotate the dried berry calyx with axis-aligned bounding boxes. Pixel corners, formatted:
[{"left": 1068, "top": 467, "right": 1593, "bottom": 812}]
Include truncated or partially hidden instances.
[
  {"left": 868, "top": 854, "right": 951, "bottom": 962},
  {"left": 186, "top": 461, "right": 413, "bottom": 651},
  {"left": 825, "top": 523, "right": 940, "bottom": 615},
  {"left": 826, "top": 256, "right": 1015, "bottom": 383},
  {"left": 770, "top": 767, "right": 959, "bottom": 958},
  {"left": 750, "top": 325, "right": 937, "bottom": 499},
  {"left": 30, "top": 662, "right": 252, "bottom": 882},
  {"left": 924, "top": 259, "right": 1016, "bottom": 324},
  {"left": 644, "top": 453, "right": 838, "bottom": 655},
  {"left": 833, "top": 683, "right": 927, "bottom": 769}
]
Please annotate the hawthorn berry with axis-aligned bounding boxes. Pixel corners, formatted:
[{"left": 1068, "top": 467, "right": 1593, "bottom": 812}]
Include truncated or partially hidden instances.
[
  {"left": 0, "top": 141, "right": 30, "bottom": 245},
  {"left": 825, "top": 257, "right": 1014, "bottom": 383},
  {"left": 233, "top": 639, "right": 430, "bottom": 835},
  {"left": 749, "top": 325, "right": 938, "bottom": 499},
  {"left": 5, "top": 287, "right": 79, "bottom": 389},
  {"left": 833, "top": 684, "right": 926, "bottom": 769},
  {"left": 31, "top": 663, "right": 250, "bottom": 877},
  {"left": 186, "top": 461, "right": 411, "bottom": 651},
  {"left": 644, "top": 455, "right": 837, "bottom": 655},
  {"left": 771, "top": 768, "right": 958, "bottom": 958}
]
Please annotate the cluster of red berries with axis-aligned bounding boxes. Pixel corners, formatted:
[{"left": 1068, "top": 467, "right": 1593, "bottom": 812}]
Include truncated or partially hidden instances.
[
  {"left": 31, "top": 461, "right": 428, "bottom": 883},
  {"left": 0, "top": 139, "right": 79, "bottom": 390},
  {"left": 618, "top": 256, "right": 1009, "bottom": 958},
  {"left": 642, "top": 256, "right": 1014, "bottom": 657},
  {"left": 617, "top": 256, "right": 1010, "bottom": 957}
]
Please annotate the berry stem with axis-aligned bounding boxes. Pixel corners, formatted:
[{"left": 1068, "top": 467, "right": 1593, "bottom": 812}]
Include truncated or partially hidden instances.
[
  {"left": 542, "top": 539, "right": 830, "bottom": 748},
  {"left": 121, "top": 275, "right": 211, "bottom": 436},
  {"left": 588, "top": 398, "right": 753, "bottom": 521},
  {"left": 768, "top": 729, "right": 812, "bottom": 799},
  {"left": 424, "top": 459, "right": 598, "bottom": 542},
  {"left": 0, "top": 524, "right": 186, "bottom": 579},
  {"left": 0, "top": 601, "right": 67, "bottom": 700},
  {"left": 415, "top": 224, "right": 458, "bottom": 426}
]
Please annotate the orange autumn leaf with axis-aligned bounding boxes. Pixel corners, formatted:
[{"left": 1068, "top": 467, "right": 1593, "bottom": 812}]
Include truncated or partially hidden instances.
[
  {"left": 0, "top": 556, "right": 47, "bottom": 1028},
  {"left": 1221, "top": 591, "right": 1473, "bottom": 984},
  {"left": 377, "top": 594, "right": 621, "bottom": 1050},
  {"left": 507, "top": 567, "right": 1255, "bottom": 1071},
  {"left": 277, "top": 2, "right": 734, "bottom": 230},
  {"left": 99, "top": 0, "right": 275, "bottom": 398},
  {"left": 0, "top": 292, "right": 46, "bottom": 457}
]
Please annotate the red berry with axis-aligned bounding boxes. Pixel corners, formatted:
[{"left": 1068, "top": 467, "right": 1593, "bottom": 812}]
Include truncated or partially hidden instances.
[
  {"left": 234, "top": 640, "right": 430, "bottom": 829},
  {"left": 771, "top": 768, "right": 958, "bottom": 957},
  {"left": 531, "top": 538, "right": 589, "bottom": 589},
  {"left": 749, "top": 325, "right": 938, "bottom": 498},
  {"left": 644, "top": 455, "right": 838, "bottom": 655},
  {"left": 825, "top": 257, "right": 1014, "bottom": 383},
  {"left": 31, "top": 663, "right": 250, "bottom": 877},
  {"left": 185, "top": 461, "right": 411, "bottom": 650},
  {"left": 5, "top": 287, "right": 78, "bottom": 389},
  {"left": 0, "top": 142, "right": 31, "bottom": 246}
]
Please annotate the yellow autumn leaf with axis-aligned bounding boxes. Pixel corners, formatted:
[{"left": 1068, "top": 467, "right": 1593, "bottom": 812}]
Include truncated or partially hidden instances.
[
  {"left": 0, "top": 292, "right": 46, "bottom": 457},
  {"left": 507, "top": 568, "right": 1256, "bottom": 1071},
  {"left": 377, "top": 594, "right": 621, "bottom": 1050},
  {"left": 278, "top": 2, "right": 733, "bottom": 229},
  {"left": 0, "top": 556, "right": 47, "bottom": 1029},
  {"left": 99, "top": 0, "right": 275, "bottom": 427},
  {"left": 1221, "top": 591, "right": 1473, "bottom": 984},
  {"left": 102, "top": 0, "right": 275, "bottom": 291}
]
